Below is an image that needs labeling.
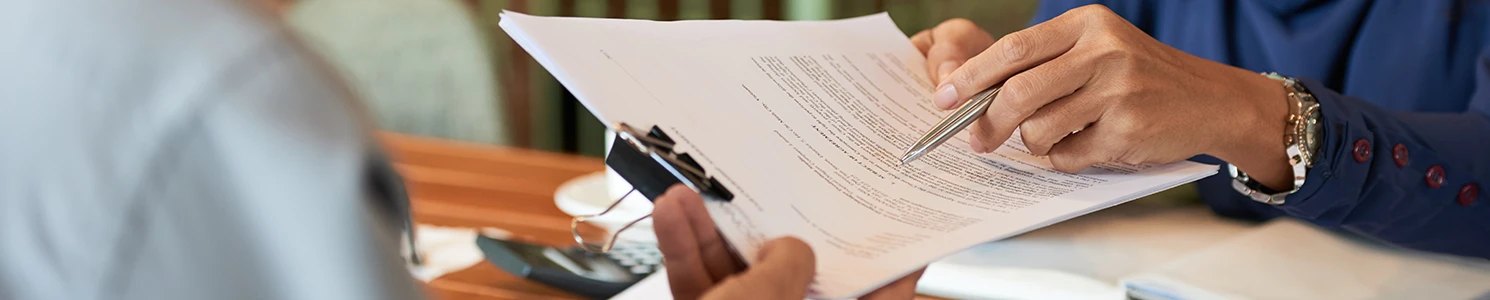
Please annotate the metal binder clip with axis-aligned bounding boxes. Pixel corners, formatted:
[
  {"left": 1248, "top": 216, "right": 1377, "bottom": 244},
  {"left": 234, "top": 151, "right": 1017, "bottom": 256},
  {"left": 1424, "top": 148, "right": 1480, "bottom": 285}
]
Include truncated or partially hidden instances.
[
  {"left": 570, "top": 188, "right": 647, "bottom": 253},
  {"left": 571, "top": 123, "right": 734, "bottom": 253}
]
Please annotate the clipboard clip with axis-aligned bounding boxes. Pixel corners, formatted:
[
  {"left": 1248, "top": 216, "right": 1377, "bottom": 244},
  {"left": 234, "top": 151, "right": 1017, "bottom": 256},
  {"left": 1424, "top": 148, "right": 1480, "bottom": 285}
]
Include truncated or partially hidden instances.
[{"left": 571, "top": 123, "right": 734, "bottom": 253}]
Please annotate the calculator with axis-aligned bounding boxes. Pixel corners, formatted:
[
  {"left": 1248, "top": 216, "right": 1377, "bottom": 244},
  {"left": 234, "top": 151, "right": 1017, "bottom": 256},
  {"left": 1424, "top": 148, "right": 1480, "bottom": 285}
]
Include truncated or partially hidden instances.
[{"left": 476, "top": 234, "right": 662, "bottom": 299}]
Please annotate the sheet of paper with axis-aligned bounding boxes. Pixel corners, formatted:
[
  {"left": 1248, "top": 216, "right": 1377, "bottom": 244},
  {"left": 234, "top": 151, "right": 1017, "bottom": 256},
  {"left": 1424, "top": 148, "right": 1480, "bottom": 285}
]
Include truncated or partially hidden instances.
[
  {"left": 1124, "top": 219, "right": 1490, "bottom": 299},
  {"left": 501, "top": 12, "right": 1217, "bottom": 298}
]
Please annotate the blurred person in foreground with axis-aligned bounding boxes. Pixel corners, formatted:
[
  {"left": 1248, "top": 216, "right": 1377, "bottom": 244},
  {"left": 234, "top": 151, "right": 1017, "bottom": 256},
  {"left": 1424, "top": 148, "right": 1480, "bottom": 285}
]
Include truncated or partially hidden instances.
[
  {"left": 1, "top": 0, "right": 420, "bottom": 299},
  {"left": 0, "top": 1, "right": 852, "bottom": 299}
]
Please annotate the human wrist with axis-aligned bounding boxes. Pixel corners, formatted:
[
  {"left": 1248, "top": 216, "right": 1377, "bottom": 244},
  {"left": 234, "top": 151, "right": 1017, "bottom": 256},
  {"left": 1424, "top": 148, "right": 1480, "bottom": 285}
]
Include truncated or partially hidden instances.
[{"left": 1211, "top": 71, "right": 1294, "bottom": 191}]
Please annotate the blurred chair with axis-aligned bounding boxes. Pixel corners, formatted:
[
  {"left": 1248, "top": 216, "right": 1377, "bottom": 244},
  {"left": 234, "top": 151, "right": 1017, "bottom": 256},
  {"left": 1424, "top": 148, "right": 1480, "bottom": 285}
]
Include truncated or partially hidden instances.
[{"left": 285, "top": 0, "right": 508, "bottom": 145}]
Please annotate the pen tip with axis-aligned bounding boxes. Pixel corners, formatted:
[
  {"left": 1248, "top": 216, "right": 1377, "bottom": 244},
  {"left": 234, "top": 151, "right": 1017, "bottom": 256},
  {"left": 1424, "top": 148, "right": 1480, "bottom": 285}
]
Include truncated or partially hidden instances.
[{"left": 898, "top": 150, "right": 919, "bottom": 165}]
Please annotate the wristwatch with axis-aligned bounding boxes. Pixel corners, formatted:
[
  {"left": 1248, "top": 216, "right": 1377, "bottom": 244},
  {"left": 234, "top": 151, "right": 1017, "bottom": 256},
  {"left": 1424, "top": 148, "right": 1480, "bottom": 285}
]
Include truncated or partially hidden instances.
[{"left": 1228, "top": 73, "right": 1322, "bottom": 205}]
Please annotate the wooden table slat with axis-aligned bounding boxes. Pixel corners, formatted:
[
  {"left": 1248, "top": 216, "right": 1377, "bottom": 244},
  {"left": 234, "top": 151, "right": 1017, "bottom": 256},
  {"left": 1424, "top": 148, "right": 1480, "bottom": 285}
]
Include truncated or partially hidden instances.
[{"left": 383, "top": 133, "right": 600, "bottom": 300}]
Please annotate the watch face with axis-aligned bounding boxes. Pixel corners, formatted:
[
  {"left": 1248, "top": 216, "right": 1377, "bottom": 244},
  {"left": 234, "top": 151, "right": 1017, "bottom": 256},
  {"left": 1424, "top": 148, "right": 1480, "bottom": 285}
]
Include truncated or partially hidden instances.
[{"left": 1302, "top": 105, "right": 1323, "bottom": 159}]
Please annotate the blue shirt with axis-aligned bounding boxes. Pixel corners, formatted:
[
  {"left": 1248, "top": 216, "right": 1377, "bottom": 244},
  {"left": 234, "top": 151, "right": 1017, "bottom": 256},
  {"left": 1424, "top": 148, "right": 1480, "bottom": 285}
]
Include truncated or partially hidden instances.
[{"left": 1033, "top": 0, "right": 1490, "bottom": 259}]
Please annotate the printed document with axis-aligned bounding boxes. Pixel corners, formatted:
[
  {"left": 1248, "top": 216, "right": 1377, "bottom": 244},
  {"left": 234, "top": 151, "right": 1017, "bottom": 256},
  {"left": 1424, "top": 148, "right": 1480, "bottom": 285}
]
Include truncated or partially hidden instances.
[{"left": 500, "top": 12, "right": 1217, "bottom": 298}]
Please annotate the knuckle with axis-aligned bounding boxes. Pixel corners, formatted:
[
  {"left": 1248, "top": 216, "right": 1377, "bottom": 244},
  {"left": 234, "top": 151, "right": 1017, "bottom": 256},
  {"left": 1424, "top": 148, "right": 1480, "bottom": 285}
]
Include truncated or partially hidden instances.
[
  {"left": 1019, "top": 125, "right": 1051, "bottom": 154},
  {"left": 1122, "top": 87, "right": 1150, "bottom": 102},
  {"left": 996, "top": 32, "right": 1033, "bottom": 64},
  {"left": 1065, "top": 4, "right": 1129, "bottom": 31},
  {"left": 949, "top": 66, "right": 982, "bottom": 90},
  {"left": 1094, "top": 43, "right": 1139, "bottom": 68},
  {"left": 1018, "top": 123, "right": 1042, "bottom": 140},
  {"left": 1103, "top": 79, "right": 1147, "bottom": 102},
  {"left": 998, "top": 82, "right": 1025, "bottom": 105},
  {"left": 1073, "top": 4, "right": 1116, "bottom": 19},
  {"left": 1019, "top": 116, "right": 1046, "bottom": 134},
  {"left": 1114, "top": 121, "right": 1144, "bottom": 146},
  {"left": 1000, "top": 75, "right": 1040, "bottom": 111},
  {"left": 1111, "top": 121, "right": 1144, "bottom": 141},
  {"left": 1109, "top": 75, "right": 1141, "bottom": 91}
]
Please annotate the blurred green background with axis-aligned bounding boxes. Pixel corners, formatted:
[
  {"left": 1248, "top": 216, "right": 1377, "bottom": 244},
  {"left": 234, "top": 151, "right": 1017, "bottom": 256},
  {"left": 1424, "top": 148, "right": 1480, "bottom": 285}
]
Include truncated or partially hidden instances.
[{"left": 283, "top": 0, "right": 1039, "bottom": 156}]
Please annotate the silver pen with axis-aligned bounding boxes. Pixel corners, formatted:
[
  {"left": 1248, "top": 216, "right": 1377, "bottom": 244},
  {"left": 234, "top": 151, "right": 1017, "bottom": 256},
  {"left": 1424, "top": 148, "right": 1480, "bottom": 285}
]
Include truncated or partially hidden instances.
[{"left": 899, "top": 86, "right": 1001, "bottom": 164}]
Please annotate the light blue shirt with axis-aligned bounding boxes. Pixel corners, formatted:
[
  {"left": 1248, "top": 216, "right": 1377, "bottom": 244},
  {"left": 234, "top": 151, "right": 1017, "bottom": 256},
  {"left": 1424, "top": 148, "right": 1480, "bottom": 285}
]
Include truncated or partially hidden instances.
[{"left": 0, "top": 0, "right": 424, "bottom": 299}]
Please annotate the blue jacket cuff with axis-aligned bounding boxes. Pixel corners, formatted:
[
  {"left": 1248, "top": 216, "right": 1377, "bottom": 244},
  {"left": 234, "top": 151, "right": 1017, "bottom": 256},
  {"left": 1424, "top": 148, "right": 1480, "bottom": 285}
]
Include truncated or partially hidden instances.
[{"left": 1276, "top": 78, "right": 1353, "bottom": 220}]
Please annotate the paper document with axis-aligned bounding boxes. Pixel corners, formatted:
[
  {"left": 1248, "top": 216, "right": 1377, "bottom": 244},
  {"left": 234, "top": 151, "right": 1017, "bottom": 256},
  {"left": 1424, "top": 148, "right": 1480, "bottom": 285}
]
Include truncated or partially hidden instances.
[
  {"left": 1122, "top": 219, "right": 1490, "bottom": 299},
  {"left": 500, "top": 12, "right": 1217, "bottom": 298}
]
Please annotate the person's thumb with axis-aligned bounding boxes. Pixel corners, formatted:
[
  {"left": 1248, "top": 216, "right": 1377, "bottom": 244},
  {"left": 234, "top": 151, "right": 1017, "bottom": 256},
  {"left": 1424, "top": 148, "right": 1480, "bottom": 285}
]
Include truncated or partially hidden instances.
[{"left": 700, "top": 237, "right": 816, "bottom": 300}]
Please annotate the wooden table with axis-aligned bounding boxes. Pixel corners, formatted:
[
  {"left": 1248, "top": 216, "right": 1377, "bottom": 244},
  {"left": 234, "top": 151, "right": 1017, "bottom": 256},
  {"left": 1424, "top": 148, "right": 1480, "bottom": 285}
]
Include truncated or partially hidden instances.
[
  {"left": 383, "top": 133, "right": 944, "bottom": 300},
  {"left": 383, "top": 133, "right": 599, "bottom": 299}
]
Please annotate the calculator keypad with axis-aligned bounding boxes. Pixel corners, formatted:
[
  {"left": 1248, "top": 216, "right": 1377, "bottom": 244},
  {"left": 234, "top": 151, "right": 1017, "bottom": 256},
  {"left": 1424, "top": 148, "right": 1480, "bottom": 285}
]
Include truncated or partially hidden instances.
[{"left": 606, "top": 243, "right": 663, "bottom": 275}]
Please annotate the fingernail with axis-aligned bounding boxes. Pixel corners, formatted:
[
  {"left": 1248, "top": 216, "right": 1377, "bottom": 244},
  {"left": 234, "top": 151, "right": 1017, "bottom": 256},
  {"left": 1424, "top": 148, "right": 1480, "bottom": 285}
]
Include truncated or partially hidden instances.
[
  {"left": 970, "top": 134, "right": 986, "bottom": 153},
  {"left": 934, "top": 84, "right": 958, "bottom": 110},
  {"left": 936, "top": 61, "right": 958, "bottom": 83}
]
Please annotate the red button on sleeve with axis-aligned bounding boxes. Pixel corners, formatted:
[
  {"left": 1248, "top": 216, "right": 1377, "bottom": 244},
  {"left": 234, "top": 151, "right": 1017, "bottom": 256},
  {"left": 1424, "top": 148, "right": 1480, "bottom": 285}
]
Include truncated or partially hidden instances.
[
  {"left": 1425, "top": 165, "right": 1446, "bottom": 188},
  {"left": 1459, "top": 183, "right": 1480, "bottom": 206},
  {"left": 1392, "top": 144, "right": 1409, "bottom": 167},
  {"left": 1352, "top": 139, "right": 1371, "bottom": 163}
]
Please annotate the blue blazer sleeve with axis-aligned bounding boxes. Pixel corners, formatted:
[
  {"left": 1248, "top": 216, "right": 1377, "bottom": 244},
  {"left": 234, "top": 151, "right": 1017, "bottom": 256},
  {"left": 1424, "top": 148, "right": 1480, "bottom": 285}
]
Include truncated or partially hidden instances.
[
  {"left": 1032, "top": 0, "right": 1490, "bottom": 259},
  {"left": 1281, "top": 65, "right": 1490, "bottom": 258}
]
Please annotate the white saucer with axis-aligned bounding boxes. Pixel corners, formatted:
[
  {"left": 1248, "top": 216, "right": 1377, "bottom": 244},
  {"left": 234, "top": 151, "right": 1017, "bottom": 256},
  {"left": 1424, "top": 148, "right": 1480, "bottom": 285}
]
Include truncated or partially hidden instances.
[{"left": 554, "top": 171, "right": 656, "bottom": 243}]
